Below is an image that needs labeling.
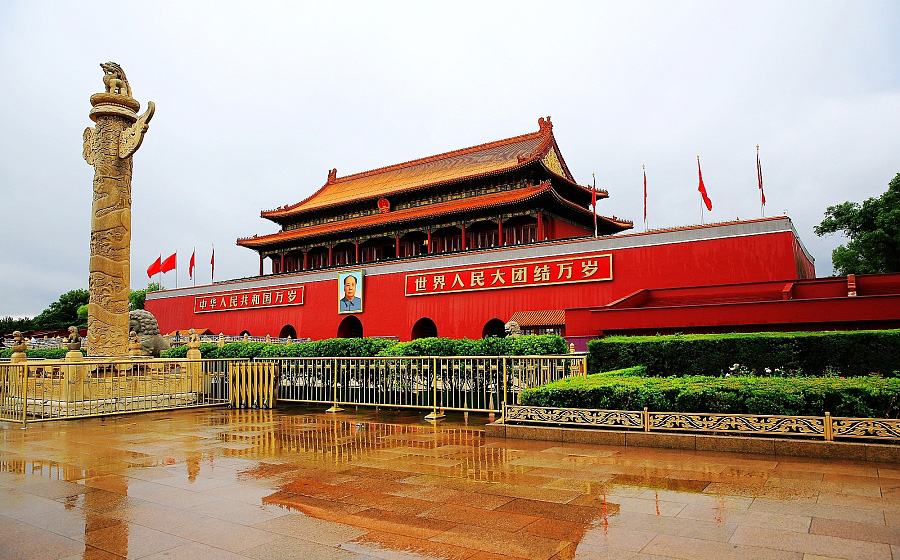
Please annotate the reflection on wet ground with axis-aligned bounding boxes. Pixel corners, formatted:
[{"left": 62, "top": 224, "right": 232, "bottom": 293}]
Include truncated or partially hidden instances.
[{"left": 2, "top": 405, "right": 900, "bottom": 559}]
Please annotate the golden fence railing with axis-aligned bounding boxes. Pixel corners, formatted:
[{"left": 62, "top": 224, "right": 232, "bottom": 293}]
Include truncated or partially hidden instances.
[
  {"left": 0, "top": 354, "right": 586, "bottom": 423},
  {"left": 258, "top": 354, "right": 586, "bottom": 414},
  {"left": 502, "top": 405, "right": 900, "bottom": 442},
  {"left": 0, "top": 358, "right": 233, "bottom": 423},
  {"left": 228, "top": 362, "right": 277, "bottom": 409}
]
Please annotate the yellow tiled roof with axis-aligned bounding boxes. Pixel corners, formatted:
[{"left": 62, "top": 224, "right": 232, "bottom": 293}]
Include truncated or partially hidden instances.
[{"left": 262, "top": 118, "right": 563, "bottom": 219}]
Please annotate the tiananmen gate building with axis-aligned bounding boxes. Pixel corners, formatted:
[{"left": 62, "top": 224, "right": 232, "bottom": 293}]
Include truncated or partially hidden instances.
[{"left": 146, "top": 118, "right": 900, "bottom": 345}]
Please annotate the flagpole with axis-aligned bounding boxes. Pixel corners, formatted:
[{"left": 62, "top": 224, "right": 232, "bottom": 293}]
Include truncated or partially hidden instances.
[
  {"left": 643, "top": 164, "right": 647, "bottom": 231},
  {"left": 699, "top": 156, "right": 703, "bottom": 224},
  {"left": 592, "top": 173, "right": 598, "bottom": 237},
  {"left": 175, "top": 252, "right": 178, "bottom": 289},
  {"left": 698, "top": 155, "right": 705, "bottom": 225},
  {"left": 192, "top": 246, "right": 196, "bottom": 286},
  {"left": 757, "top": 144, "right": 765, "bottom": 218},
  {"left": 157, "top": 253, "right": 161, "bottom": 287}
]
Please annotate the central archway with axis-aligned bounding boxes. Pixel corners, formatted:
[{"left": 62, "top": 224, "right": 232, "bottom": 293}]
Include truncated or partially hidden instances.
[
  {"left": 279, "top": 324, "right": 297, "bottom": 339},
  {"left": 411, "top": 317, "right": 438, "bottom": 339},
  {"left": 337, "top": 315, "right": 363, "bottom": 338}
]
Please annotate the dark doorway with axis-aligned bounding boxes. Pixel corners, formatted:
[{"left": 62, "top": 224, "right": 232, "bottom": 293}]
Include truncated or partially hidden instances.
[
  {"left": 279, "top": 324, "right": 297, "bottom": 339},
  {"left": 411, "top": 317, "right": 438, "bottom": 339},
  {"left": 337, "top": 315, "right": 363, "bottom": 338},
  {"left": 482, "top": 318, "right": 506, "bottom": 338}
]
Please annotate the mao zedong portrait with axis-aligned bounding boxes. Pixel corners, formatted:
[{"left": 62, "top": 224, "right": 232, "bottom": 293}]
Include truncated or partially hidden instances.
[{"left": 340, "top": 273, "right": 362, "bottom": 312}]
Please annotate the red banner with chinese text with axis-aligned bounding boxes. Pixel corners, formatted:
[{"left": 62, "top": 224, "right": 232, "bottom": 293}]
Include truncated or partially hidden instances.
[
  {"left": 194, "top": 284, "right": 305, "bottom": 313},
  {"left": 405, "top": 254, "right": 612, "bottom": 296}
]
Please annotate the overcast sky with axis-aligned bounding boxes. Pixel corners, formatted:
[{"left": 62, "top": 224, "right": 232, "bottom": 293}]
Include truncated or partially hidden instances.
[{"left": 1, "top": 1, "right": 898, "bottom": 318}]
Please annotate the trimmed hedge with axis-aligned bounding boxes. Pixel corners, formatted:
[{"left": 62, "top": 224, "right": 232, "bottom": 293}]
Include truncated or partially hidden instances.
[
  {"left": 0, "top": 348, "right": 85, "bottom": 360},
  {"left": 159, "top": 334, "right": 568, "bottom": 360},
  {"left": 519, "top": 369, "right": 900, "bottom": 418},
  {"left": 377, "top": 335, "right": 568, "bottom": 357},
  {"left": 588, "top": 330, "right": 900, "bottom": 377}
]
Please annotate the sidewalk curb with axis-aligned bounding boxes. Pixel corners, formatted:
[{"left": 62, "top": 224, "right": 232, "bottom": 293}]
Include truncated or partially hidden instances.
[{"left": 485, "top": 422, "right": 900, "bottom": 463}]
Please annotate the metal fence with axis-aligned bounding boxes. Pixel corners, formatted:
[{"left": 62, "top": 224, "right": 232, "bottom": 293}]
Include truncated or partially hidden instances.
[
  {"left": 0, "top": 358, "right": 233, "bottom": 423},
  {"left": 259, "top": 354, "right": 586, "bottom": 414},
  {"left": 0, "top": 354, "right": 586, "bottom": 423}
]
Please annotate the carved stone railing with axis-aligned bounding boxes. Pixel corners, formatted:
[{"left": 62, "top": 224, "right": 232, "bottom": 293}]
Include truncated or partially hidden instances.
[{"left": 503, "top": 405, "right": 900, "bottom": 441}]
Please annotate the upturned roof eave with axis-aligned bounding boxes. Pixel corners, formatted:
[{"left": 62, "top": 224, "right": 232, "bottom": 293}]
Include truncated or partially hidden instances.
[
  {"left": 260, "top": 119, "right": 559, "bottom": 222},
  {"left": 260, "top": 159, "right": 543, "bottom": 224}
]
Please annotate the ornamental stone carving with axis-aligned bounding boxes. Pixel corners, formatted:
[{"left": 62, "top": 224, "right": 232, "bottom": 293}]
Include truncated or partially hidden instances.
[
  {"left": 83, "top": 62, "right": 155, "bottom": 356},
  {"left": 504, "top": 320, "right": 522, "bottom": 337}
]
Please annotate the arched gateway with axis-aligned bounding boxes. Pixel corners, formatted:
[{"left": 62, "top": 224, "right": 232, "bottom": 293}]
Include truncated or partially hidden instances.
[
  {"left": 337, "top": 316, "right": 363, "bottom": 338},
  {"left": 411, "top": 318, "right": 438, "bottom": 339}
]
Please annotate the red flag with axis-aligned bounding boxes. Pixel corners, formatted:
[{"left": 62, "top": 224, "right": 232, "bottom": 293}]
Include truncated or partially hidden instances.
[
  {"left": 160, "top": 253, "right": 176, "bottom": 274},
  {"left": 643, "top": 165, "right": 647, "bottom": 223},
  {"left": 697, "top": 157, "right": 712, "bottom": 211},
  {"left": 189, "top": 249, "right": 195, "bottom": 279},
  {"left": 757, "top": 148, "right": 766, "bottom": 206},
  {"left": 210, "top": 246, "right": 215, "bottom": 281},
  {"left": 147, "top": 256, "right": 161, "bottom": 278}
]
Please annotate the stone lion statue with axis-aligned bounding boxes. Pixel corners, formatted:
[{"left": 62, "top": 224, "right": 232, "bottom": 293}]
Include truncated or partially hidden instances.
[
  {"left": 101, "top": 61, "right": 132, "bottom": 96},
  {"left": 66, "top": 326, "right": 82, "bottom": 351},
  {"left": 11, "top": 331, "right": 27, "bottom": 352},
  {"left": 504, "top": 320, "right": 522, "bottom": 337},
  {"left": 128, "top": 309, "right": 170, "bottom": 357}
]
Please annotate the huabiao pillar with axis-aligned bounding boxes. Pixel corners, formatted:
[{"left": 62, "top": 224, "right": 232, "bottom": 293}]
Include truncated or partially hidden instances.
[{"left": 82, "top": 62, "right": 155, "bottom": 356}]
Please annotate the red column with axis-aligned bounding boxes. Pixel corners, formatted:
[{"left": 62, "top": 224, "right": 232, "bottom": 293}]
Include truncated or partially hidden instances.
[
  {"left": 461, "top": 224, "right": 467, "bottom": 251},
  {"left": 302, "top": 250, "right": 308, "bottom": 271},
  {"left": 328, "top": 246, "right": 333, "bottom": 266},
  {"left": 537, "top": 213, "right": 544, "bottom": 241},
  {"left": 280, "top": 252, "right": 285, "bottom": 274},
  {"left": 498, "top": 218, "right": 504, "bottom": 246},
  {"left": 395, "top": 235, "right": 400, "bottom": 258},
  {"left": 259, "top": 254, "right": 264, "bottom": 276},
  {"left": 427, "top": 230, "right": 432, "bottom": 254},
  {"left": 355, "top": 242, "right": 359, "bottom": 263}
]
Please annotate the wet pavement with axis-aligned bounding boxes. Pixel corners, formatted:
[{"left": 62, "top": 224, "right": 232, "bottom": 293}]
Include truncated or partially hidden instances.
[{"left": 2, "top": 405, "right": 900, "bottom": 560}]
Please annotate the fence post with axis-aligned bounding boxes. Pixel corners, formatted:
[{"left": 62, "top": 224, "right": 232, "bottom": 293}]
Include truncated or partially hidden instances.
[
  {"left": 21, "top": 364, "right": 27, "bottom": 427},
  {"left": 825, "top": 412, "right": 833, "bottom": 441},
  {"left": 643, "top": 407, "right": 649, "bottom": 432},
  {"left": 499, "top": 357, "right": 509, "bottom": 423},
  {"left": 425, "top": 357, "right": 444, "bottom": 420},
  {"left": 326, "top": 358, "right": 343, "bottom": 412}
]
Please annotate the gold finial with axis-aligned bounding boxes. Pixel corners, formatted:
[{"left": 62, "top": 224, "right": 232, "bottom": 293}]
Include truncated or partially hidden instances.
[
  {"left": 642, "top": 164, "right": 645, "bottom": 170},
  {"left": 697, "top": 155, "right": 700, "bottom": 160},
  {"left": 756, "top": 144, "right": 760, "bottom": 151}
]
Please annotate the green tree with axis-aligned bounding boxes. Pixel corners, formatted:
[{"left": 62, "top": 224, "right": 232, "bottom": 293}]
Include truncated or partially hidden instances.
[
  {"left": 76, "top": 305, "right": 89, "bottom": 326},
  {"left": 814, "top": 173, "right": 900, "bottom": 275},
  {"left": 32, "top": 289, "right": 89, "bottom": 330},
  {"left": 129, "top": 282, "right": 163, "bottom": 311},
  {"left": 0, "top": 316, "right": 34, "bottom": 336}
]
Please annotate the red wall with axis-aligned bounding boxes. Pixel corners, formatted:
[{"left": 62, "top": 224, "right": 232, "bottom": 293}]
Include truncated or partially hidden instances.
[
  {"left": 147, "top": 220, "right": 813, "bottom": 341},
  {"left": 549, "top": 217, "right": 592, "bottom": 240}
]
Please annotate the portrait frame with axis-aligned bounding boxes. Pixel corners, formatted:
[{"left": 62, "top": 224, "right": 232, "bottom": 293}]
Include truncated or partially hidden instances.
[{"left": 338, "top": 270, "right": 364, "bottom": 314}]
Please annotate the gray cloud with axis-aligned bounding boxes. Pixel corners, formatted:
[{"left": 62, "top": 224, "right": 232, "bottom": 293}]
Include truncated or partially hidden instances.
[{"left": 2, "top": 1, "right": 898, "bottom": 317}]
